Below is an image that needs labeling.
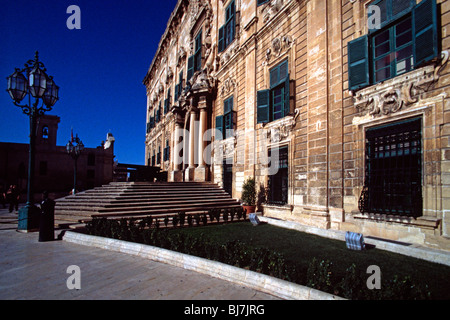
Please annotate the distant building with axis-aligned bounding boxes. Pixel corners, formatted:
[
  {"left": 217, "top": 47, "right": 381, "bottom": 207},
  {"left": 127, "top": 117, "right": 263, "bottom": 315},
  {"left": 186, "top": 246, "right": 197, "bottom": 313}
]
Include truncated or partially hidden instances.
[
  {"left": 143, "top": 0, "right": 450, "bottom": 250},
  {"left": 0, "top": 115, "right": 115, "bottom": 201}
]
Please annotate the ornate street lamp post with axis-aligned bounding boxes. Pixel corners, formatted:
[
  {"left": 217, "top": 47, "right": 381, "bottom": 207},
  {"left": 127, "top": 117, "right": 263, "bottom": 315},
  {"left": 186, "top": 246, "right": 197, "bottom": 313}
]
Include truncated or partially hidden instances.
[
  {"left": 6, "top": 51, "right": 59, "bottom": 232},
  {"left": 66, "top": 134, "right": 84, "bottom": 195}
]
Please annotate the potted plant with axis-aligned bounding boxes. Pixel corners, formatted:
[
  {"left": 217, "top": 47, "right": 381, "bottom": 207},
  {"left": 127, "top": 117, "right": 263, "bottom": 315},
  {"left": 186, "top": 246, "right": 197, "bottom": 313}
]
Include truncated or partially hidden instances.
[{"left": 241, "top": 177, "right": 256, "bottom": 214}]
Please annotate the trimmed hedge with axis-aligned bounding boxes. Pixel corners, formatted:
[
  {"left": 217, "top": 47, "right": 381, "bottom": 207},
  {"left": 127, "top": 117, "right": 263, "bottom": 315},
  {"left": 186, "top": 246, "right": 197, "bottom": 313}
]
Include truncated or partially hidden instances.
[{"left": 85, "top": 215, "right": 431, "bottom": 300}]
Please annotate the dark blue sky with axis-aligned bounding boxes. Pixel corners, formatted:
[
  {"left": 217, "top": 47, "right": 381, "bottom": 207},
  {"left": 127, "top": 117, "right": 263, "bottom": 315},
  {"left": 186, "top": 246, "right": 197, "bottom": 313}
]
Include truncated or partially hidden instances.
[{"left": 0, "top": 0, "right": 178, "bottom": 165}]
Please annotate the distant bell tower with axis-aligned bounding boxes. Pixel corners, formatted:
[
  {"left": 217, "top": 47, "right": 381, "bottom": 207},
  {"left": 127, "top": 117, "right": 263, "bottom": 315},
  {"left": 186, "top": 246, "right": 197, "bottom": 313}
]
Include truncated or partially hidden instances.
[
  {"left": 36, "top": 115, "right": 60, "bottom": 149},
  {"left": 103, "top": 132, "right": 115, "bottom": 153}
]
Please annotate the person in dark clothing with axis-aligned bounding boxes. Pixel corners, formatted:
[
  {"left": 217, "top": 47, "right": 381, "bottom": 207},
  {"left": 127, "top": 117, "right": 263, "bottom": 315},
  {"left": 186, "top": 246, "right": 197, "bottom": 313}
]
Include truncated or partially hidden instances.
[
  {"left": 7, "top": 184, "right": 20, "bottom": 213},
  {"left": 39, "top": 191, "right": 55, "bottom": 242}
]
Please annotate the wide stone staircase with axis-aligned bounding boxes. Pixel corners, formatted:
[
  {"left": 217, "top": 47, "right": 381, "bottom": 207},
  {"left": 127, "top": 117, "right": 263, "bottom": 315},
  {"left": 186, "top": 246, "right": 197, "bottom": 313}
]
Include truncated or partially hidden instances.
[{"left": 54, "top": 181, "right": 242, "bottom": 227}]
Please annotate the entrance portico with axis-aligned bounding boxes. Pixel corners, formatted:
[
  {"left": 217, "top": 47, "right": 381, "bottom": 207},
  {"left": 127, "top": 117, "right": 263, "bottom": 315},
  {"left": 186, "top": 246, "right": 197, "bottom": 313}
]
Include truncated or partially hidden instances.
[{"left": 169, "top": 82, "right": 214, "bottom": 182}]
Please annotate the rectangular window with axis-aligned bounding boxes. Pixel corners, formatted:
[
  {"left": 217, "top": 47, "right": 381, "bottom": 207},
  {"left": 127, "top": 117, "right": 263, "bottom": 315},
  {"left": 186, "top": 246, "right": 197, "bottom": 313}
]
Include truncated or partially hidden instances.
[
  {"left": 348, "top": 0, "right": 438, "bottom": 91},
  {"left": 194, "top": 30, "right": 202, "bottom": 73},
  {"left": 157, "top": 147, "right": 161, "bottom": 165},
  {"left": 223, "top": 159, "right": 233, "bottom": 196},
  {"left": 155, "top": 103, "right": 161, "bottom": 123},
  {"left": 215, "top": 96, "right": 236, "bottom": 140},
  {"left": 359, "top": 117, "right": 422, "bottom": 217},
  {"left": 372, "top": 16, "right": 413, "bottom": 83},
  {"left": 164, "top": 88, "right": 171, "bottom": 114},
  {"left": 368, "top": 0, "right": 415, "bottom": 32},
  {"left": 218, "top": 0, "right": 235, "bottom": 53},
  {"left": 224, "top": 96, "right": 235, "bottom": 139},
  {"left": 257, "top": 60, "right": 290, "bottom": 123},
  {"left": 163, "top": 140, "right": 170, "bottom": 162},
  {"left": 268, "top": 146, "right": 288, "bottom": 205},
  {"left": 187, "top": 55, "right": 194, "bottom": 81},
  {"left": 175, "top": 70, "right": 183, "bottom": 101}
]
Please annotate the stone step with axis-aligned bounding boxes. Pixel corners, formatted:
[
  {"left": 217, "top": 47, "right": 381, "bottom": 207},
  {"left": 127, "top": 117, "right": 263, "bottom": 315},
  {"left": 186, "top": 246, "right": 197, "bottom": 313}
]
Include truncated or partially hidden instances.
[
  {"left": 55, "top": 203, "right": 243, "bottom": 220},
  {"left": 55, "top": 199, "right": 240, "bottom": 213},
  {"left": 54, "top": 181, "right": 241, "bottom": 226},
  {"left": 56, "top": 194, "right": 232, "bottom": 206}
]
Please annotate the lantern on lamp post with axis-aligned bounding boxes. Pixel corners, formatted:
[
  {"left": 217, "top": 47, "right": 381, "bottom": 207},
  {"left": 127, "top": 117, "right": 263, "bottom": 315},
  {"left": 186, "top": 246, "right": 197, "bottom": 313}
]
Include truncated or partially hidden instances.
[
  {"left": 66, "top": 134, "right": 84, "bottom": 195},
  {"left": 6, "top": 51, "right": 59, "bottom": 232}
]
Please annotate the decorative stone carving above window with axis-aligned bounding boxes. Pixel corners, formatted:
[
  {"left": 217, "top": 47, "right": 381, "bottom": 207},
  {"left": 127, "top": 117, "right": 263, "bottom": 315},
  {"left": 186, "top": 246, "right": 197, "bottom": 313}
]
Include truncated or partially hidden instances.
[
  {"left": 214, "top": 136, "right": 236, "bottom": 161},
  {"left": 264, "top": 115, "right": 295, "bottom": 145},
  {"left": 265, "top": 35, "right": 293, "bottom": 63},
  {"left": 220, "top": 77, "right": 236, "bottom": 97},
  {"left": 165, "top": 67, "right": 174, "bottom": 84},
  {"left": 353, "top": 51, "right": 449, "bottom": 117},
  {"left": 176, "top": 47, "right": 186, "bottom": 68}
]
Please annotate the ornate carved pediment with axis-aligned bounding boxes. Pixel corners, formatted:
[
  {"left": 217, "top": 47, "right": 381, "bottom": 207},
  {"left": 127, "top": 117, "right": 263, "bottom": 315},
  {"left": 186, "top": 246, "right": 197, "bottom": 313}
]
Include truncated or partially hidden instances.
[
  {"left": 264, "top": 115, "right": 295, "bottom": 145},
  {"left": 353, "top": 51, "right": 449, "bottom": 117}
]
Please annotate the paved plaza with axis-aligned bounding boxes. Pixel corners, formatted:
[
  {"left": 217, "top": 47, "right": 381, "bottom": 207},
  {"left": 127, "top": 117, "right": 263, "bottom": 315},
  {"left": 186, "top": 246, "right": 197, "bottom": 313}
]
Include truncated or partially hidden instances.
[{"left": 0, "top": 206, "right": 279, "bottom": 300}]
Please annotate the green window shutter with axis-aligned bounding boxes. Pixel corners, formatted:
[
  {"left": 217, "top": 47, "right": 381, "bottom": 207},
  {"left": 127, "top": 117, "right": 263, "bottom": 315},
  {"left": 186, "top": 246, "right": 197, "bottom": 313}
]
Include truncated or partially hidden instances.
[
  {"left": 279, "top": 60, "right": 288, "bottom": 81},
  {"left": 270, "top": 66, "right": 279, "bottom": 88},
  {"left": 224, "top": 113, "right": 233, "bottom": 139},
  {"left": 348, "top": 35, "right": 370, "bottom": 91},
  {"left": 224, "top": 96, "right": 233, "bottom": 114},
  {"left": 187, "top": 55, "right": 194, "bottom": 81},
  {"left": 164, "top": 98, "right": 169, "bottom": 114},
  {"left": 194, "top": 31, "right": 202, "bottom": 72},
  {"left": 257, "top": 0, "right": 269, "bottom": 6},
  {"left": 257, "top": 89, "right": 270, "bottom": 123},
  {"left": 215, "top": 115, "right": 224, "bottom": 140},
  {"left": 218, "top": 26, "right": 225, "bottom": 53},
  {"left": 284, "top": 74, "right": 290, "bottom": 117},
  {"left": 413, "top": 0, "right": 438, "bottom": 67},
  {"left": 270, "top": 60, "right": 288, "bottom": 88}
]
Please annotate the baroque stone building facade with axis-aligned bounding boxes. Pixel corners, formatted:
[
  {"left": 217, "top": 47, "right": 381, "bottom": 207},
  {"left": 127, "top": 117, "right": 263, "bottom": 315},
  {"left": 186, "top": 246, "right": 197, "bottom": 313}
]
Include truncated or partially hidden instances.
[{"left": 144, "top": 0, "right": 450, "bottom": 250}]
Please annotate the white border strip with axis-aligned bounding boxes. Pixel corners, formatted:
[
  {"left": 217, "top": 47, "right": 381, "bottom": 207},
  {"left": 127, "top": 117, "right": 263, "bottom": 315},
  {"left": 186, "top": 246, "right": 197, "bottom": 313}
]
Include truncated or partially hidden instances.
[
  {"left": 63, "top": 231, "right": 344, "bottom": 300},
  {"left": 258, "top": 216, "right": 450, "bottom": 266}
]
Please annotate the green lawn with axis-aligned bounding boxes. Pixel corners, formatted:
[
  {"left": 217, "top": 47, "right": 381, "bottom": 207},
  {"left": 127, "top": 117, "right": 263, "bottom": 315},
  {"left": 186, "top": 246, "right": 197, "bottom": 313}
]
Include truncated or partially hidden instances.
[{"left": 169, "top": 222, "right": 450, "bottom": 299}]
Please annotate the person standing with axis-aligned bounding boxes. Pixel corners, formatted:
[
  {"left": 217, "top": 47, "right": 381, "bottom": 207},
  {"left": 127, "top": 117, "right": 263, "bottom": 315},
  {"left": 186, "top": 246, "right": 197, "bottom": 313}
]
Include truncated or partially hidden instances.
[{"left": 7, "top": 185, "right": 20, "bottom": 213}]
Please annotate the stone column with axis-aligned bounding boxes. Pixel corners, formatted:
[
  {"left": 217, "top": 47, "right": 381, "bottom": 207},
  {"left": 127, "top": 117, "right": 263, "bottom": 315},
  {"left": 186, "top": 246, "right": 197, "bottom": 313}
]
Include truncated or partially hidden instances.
[
  {"left": 169, "top": 106, "right": 185, "bottom": 182},
  {"left": 169, "top": 121, "right": 184, "bottom": 182},
  {"left": 189, "top": 110, "right": 197, "bottom": 169},
  {"left": 195, "top": 101, "right": 209, "bottom": 181},
  {"left": 173, "top": 123, "right": 182, "bottom": 171},
  {"left": 198, "top": 107, "right": 207, "bottom": 168},
  {"left": 185, "top": 108, "right": 197, "bottom": 181}
]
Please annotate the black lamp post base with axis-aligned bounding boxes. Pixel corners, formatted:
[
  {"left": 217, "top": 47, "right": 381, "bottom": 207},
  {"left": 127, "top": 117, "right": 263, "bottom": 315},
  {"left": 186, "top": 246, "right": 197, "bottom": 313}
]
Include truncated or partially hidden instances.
[{"left": 17, "top": 204, "right": 40, "bottom": 232}]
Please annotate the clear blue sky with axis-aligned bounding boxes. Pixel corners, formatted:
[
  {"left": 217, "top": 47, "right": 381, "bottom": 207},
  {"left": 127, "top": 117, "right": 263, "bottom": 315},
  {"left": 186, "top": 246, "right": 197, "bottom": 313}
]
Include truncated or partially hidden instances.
[{"left": 0, "top": 0, "right": 178, "bottom": 165}]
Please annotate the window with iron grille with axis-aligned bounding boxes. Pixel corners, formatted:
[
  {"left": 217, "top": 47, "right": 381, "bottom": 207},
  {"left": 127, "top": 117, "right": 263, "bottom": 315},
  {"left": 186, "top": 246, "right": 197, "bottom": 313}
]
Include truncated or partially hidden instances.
[
  {"left": 359, "top": 117, "right": 422, "bottom": 217},
  {"left": 268, "top": 146, "right": 288, "bottom": 205}
]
